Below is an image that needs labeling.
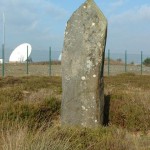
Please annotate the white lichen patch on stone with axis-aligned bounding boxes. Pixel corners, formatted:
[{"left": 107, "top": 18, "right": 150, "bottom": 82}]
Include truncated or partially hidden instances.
[
  {"left": 65, "top": 75, "right": 71, "bottom": 81},
  {"left": 87, "top": 4, "right": 91, "bottom": 8},
  {"left": 93, "top": 74, "right": 96, "bottom": 78},
  {"left": 81, "top": 123, "right": 86, "bottom": 126},
  {"left": 97, "top": 42, "right": 101, "bottom": 47},
  {"left": 87, "top": 60, "right": 92, "bottom": 70},
  {"left": 81, "top": 76, "right": 86, "bottom": 80},
  {"left": 101, "top": 34, "right": 104, "bottom": 37},
  {"left": 95, "top": 120, "right": 98, "bottom": 123},
  {"left": 83, "top": 5, "right": 87, "bottom": 9},
  {"left": 82, "top": 106, "right": 86, "bottom": 110},
  {"left": 92, "top": 22, "right": 95, "bottom": 26}
]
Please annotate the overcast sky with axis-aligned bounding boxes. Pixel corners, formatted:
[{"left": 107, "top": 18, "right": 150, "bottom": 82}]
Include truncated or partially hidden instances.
[{"left": 0, "top": 0, "right": 150, "bottom": 53}]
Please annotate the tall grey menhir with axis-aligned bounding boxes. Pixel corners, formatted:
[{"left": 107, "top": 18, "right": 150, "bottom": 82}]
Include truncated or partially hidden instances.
[{"left": 61, "top": 0, "right": 107, "bottom": 127}]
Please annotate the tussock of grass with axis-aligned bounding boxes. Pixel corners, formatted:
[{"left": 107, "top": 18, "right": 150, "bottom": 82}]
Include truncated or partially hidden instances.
[
  {"left": 109, "top": 93, "right": 150, "bottom": 131},
  {"left": 0, "top": 124, "right": 135, "bottom": 150},
  {"left": 0, "top": 87, "right": 23, "bottom": 103},
  {"left": 105, "top": 74, "right": 150, "bottom": 132},
  {"left": 0, "top": 97, "right": 61, "bottom": 130},
  {"left": 0, "top": 76, "right": 61, "bottom": 131}
]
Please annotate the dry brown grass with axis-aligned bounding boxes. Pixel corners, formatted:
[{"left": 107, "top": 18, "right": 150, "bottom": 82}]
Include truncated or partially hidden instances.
[
  {"left": 0, "top": 124, "right": 140, "bottom": 150},
  {"left": 0, "top": 74, "right": 149, "bottom": 149}
]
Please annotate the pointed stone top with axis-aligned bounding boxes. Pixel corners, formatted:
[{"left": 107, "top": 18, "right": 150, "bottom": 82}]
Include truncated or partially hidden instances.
[
  {"left": 85, "top": 0, "right": 94, "bottom": 5},
  {"left": 86, "top": 0, "right": 93, "bottom": 3},
  {"left": 83, "top": 0, "right": 107, "bottom": 24}
]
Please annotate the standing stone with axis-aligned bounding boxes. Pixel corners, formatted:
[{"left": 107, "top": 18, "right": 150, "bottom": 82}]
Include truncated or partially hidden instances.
[{"left": 61, "top": 0, "right": 107, "bottom": 127}]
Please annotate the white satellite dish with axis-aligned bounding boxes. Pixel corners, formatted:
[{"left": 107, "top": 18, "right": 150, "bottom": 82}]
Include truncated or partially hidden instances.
[
  {"left": 58, "top": 53, "right": 62, "bottom": 61},
  {"left": 9, "top": 43, "right": 32, "bottom": 63},
  {"left": 0, "top": 59, "right": 3, "bottom": 64}
]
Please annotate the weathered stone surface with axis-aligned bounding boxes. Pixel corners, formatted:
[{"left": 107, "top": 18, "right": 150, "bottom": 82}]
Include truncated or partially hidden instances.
[{"left": 61, "top": 0, "right": 107, "bottom": 127}]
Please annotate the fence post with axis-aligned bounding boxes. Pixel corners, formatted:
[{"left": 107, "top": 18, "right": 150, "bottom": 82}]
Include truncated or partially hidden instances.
[
  {"left": 26, "top": 46, "right": 29, "bottom": 75},
  {"left": 2, "top": 44, "right": 5, "bottom": 77},
  {"left": 49, "top": 47, "right": 51, "bottom": 76},
  {"left": 125, "top": 50, "right": 127, "bottom": 73},
  {"left": 108, "top": 49, "right": 110, "bottom": 76},
  {"left": 141, "top": 51, "right": 143, "bottom": 75}
]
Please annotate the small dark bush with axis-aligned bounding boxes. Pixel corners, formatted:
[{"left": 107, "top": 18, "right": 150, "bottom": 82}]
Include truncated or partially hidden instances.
[{"left": 143, "top": 57, "right": 150, "bottom": 66}]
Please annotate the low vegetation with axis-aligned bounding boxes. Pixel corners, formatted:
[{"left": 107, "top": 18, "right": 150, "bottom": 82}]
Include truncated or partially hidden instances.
[
  {"left": 143, "top": 57, "right": 150, "bottom": 66},
  {"left": 0, "top": 74, "right": 150, "bottom": 150}
]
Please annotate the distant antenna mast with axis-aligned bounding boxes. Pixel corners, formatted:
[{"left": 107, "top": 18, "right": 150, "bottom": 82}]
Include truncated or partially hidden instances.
[
  {"left": 3, "top": 12, "right": 5, "bottom": 45},
  {"left": 2, "top": 12, "right": 5, "bottom": 77}
]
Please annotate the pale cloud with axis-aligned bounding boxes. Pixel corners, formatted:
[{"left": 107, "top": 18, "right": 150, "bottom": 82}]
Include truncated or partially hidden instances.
[
  {"left": 110, "top": 0, "right": 125, "bottom": 8},
  {"left": 137, "top": 5, "right": 150, "bottom": 20},
  {"left": 27, "top": 20, "right": 39, "bottom": 31},
  {"left": 0, "top": 0, "right": 68, "bottom": 26},
  {"left": 44, "top": 3, "right": 68, "bottom": 20},
  {"left": 109, "top": 4, "right": 150, "bottom": 24},
  {"left": 0, "top": 0, "right": 68, "bottom": 50},
  {"left": 107, "top": 4, "right": 150, "bottom": 53},
  {"left": 106, "top": 0, "right": 127, "bottom": 13}
]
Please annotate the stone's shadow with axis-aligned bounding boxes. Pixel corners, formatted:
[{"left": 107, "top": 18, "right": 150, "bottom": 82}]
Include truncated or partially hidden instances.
[{"left": 103, "top": 95, "right": 110, "bottom": 126}]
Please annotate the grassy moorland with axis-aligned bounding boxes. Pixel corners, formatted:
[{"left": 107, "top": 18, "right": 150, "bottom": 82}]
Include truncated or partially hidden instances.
[{"left": 0, "top": 74, "right": 149, "bottom": 150}]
